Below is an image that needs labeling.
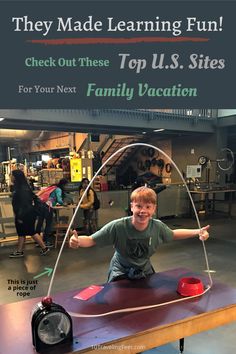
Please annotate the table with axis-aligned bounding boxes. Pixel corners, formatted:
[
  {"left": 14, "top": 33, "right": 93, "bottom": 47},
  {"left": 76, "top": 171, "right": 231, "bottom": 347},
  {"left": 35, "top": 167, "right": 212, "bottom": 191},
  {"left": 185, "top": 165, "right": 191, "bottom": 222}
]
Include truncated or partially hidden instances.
[
  {"left": 1, "top": 268, "right": 236, "bottom": 354},
  {"left": 189, "top": 189, "right": 236, "bottom": 217},
  {"left": 53, "top": 205, "right": 76, "bottom": 247}
]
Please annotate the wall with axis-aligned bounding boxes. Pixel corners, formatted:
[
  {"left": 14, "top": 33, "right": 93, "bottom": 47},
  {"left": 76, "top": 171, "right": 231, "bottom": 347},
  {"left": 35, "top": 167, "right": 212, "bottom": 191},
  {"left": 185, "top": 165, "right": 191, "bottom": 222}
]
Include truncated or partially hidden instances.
[
  {"left": 20, "top": 132, "right": 92, "bottom": 153},
  {"left": 171, "top": 133, "right": 218, "bottom": 183},
  {"left": 149, "top": 137, "right": 172, "bottom": 183},
  {"left": 129, "top": 138, "right": 172, "bottom": 183},
  {"left": 75, "top": 133, "right": 87, "bottom": 151},
  {"left": 20, "top": 132, "right": 110, "bottom": 155},
  {"left": 118, "top": 134, "right": 221, "bottom": 185},
  {"left": 21, "top": 131, "right": 71, "bottom": 153}
]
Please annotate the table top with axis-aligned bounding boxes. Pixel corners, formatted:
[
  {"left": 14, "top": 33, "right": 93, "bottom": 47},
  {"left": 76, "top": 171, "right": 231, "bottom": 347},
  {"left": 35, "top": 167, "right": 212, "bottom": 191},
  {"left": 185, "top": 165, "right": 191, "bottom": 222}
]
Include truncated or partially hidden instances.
[
  {"left": 1, "top": 268, "right": 236, "bottom": 354},
  {"left": 53, "top": 204, "right": 77, "bottom": 209}
]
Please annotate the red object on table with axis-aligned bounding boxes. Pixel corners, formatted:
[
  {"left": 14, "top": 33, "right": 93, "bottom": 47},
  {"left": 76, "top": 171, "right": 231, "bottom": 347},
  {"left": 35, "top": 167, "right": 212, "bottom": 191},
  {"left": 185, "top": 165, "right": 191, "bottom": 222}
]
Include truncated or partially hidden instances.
[
  {"left": 73, "top": 285, "right": 104, "bottom": 301},
  {"left": 177, "top": 277, "right": 204, "bottom": 296},
  {"left": 41, "top": 296, "right": 53, "bottom": 307}
]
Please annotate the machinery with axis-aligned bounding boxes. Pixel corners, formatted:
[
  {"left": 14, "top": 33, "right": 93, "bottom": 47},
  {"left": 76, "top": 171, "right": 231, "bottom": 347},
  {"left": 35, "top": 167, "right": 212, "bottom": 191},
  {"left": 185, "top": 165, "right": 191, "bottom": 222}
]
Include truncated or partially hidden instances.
[{"left": 31, "top": 297, "right": 73, "bottom": 353}]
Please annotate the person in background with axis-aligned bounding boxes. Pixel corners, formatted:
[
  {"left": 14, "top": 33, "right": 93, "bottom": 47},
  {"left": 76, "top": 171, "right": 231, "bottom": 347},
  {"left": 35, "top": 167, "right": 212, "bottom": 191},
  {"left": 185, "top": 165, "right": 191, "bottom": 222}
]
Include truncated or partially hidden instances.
[
  {"left": 9, "top": 169, "right": 49, "bottom": 258},
  {"left": 35, "top": 202, "right": 54, "bottom": 249},
  {"left": 28, "top": 176, "right": 36, "bottom": 191},
  {"left": 78, "top": 178, "right": 96, "bottom": 235},
  {"left": 35, "top": 178, "right": 70, "bottom": 248},
  {"left": 49, "top": 178, "right": 69, "bottom": 206},
  {"left": 69, "top": 186, "right": 210, "bottom": 282}
]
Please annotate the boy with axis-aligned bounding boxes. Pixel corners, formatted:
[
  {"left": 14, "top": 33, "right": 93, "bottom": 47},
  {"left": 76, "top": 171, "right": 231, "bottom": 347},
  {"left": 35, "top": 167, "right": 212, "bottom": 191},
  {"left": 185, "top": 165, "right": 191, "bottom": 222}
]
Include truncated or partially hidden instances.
[{"left": 69, "top": 186, "right": 209, "bottom": 282}]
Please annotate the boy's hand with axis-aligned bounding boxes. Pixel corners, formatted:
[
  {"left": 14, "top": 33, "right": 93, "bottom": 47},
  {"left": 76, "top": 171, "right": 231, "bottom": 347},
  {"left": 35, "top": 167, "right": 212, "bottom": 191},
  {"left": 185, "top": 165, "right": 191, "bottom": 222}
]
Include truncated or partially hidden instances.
[
  {"left": 69, "top": 230, "right": 79, "bottom": 248},
  {"left": 199, "top": 225, "right": 210, "bottom": 241}
]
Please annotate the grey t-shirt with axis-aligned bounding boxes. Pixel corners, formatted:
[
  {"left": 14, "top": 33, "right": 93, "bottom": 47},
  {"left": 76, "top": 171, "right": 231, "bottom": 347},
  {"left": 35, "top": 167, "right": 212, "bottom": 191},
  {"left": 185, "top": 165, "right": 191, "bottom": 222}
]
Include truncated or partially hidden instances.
[{"left": 92, "top": 217, "right": 173, "bottom": 281}]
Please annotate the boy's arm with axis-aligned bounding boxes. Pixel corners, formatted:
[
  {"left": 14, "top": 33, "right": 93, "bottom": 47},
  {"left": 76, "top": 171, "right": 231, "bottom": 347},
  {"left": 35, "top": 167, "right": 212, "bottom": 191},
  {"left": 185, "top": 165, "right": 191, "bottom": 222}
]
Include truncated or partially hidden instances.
[
  {"left": 173, "top": 225, "right": 210, "bottom": 241},
  {"left": 69, "top": 231, "right": 96, "bottom": 248}
]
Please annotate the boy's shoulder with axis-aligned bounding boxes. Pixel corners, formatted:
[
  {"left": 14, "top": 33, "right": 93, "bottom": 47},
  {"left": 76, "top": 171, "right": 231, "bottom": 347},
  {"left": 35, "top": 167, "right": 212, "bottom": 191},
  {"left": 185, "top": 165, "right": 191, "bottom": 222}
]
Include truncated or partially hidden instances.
[{"left": 106, "top": 216, "right": 131, "bottom": 229}]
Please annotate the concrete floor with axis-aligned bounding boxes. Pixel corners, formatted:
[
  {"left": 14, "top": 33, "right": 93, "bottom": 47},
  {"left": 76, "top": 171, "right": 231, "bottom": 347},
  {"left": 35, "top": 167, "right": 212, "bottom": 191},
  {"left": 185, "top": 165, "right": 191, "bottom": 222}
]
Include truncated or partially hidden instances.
[{"left": 1, "top": 206, "right": 236, "bottom": 353}]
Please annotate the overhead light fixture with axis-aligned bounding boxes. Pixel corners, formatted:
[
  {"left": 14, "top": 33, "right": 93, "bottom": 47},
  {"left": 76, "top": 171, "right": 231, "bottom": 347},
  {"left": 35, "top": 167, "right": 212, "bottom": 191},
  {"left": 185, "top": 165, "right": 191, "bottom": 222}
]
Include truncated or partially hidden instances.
[
  {"left": 0, "top": 117, "right": 5, "bottom": 121},
  {"left": 142, "top": 131, "right": 147, "bottom": 134},
  {"left": 41, "top": 154, "right": 51, "bottom": 162},
  {"left": 153, "top": 128, "right": 165, "bottom": 132}
]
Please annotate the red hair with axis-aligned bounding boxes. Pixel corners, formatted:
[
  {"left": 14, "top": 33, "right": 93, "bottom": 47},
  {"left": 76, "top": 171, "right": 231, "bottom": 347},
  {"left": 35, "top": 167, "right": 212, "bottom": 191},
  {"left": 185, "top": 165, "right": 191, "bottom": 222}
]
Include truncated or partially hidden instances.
[{"left": 130, "top": 186, "right": 157, "bottom": 204}]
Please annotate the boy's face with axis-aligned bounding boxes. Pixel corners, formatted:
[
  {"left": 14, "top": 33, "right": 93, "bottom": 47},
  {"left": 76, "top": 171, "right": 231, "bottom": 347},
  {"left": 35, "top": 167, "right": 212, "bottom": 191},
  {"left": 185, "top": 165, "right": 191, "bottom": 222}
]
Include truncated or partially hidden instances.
[{"left": 130, "top": 200, "right": 156, "bottom": 227}]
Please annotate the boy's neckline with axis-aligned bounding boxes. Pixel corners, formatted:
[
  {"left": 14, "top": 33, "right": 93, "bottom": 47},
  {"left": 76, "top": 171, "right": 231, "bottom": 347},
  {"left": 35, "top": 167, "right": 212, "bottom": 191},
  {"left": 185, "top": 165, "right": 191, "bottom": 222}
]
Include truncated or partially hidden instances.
[{"left": 131, "top": 217, "right": 150, "bottom": 232}]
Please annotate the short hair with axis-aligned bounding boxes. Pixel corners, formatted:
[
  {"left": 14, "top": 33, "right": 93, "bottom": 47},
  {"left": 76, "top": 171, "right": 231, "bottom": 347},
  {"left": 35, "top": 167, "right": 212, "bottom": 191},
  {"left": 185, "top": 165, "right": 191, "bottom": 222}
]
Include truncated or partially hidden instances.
[{"left": 130, "top": 186, "right": 157, "bottom": 205}]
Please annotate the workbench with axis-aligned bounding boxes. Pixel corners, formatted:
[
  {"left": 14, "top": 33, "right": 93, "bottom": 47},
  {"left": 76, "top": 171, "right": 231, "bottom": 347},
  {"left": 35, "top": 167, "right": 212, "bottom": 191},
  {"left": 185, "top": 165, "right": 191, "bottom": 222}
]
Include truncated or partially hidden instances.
[
  {"left": 1, "top": 268, "right": 236, "bottom": 354},
  {"left": 189, "top": 188, "right": 236, "bottom": 217}
]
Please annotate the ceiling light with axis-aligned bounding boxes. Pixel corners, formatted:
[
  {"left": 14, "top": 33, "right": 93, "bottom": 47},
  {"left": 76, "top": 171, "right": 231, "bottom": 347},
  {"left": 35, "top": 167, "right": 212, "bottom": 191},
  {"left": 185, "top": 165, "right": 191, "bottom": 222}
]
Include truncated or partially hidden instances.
[
  {"left": 0, "top": 118, "right": 5, "bottom": 121},
  {"left": 153, "top": 128, "right": 165, "bottom": 132}
]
